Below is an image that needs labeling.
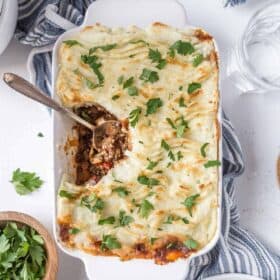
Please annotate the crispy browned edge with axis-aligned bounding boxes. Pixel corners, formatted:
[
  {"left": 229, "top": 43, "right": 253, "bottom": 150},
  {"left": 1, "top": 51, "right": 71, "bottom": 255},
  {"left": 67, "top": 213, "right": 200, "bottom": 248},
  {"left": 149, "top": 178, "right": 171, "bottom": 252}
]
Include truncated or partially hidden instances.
[{"left": 57, "top": 22, "right": 220, "bottom": 264}]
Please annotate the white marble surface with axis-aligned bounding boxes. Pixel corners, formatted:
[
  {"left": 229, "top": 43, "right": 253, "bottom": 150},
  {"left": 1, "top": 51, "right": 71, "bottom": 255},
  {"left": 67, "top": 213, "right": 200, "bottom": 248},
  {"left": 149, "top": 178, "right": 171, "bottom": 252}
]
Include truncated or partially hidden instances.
[{"left": 0, "top": 1, "right": 279, "bottom": 279}]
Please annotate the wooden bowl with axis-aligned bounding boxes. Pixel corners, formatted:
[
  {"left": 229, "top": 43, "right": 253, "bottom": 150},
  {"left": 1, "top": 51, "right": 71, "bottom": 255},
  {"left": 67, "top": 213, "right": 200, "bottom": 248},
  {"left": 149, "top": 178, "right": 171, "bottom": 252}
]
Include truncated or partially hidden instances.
[{"left": 0, "top": 211, "right": 58, "bottom": 280}]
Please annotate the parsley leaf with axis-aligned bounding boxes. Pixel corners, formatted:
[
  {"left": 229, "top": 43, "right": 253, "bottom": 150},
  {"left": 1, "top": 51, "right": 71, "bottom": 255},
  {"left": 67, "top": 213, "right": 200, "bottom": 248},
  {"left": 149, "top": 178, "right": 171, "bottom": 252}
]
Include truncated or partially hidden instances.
[
  {"left": 137, "top": 175, "right": 159, "bottom": 187},
  {"left": 200, "top": 143, "right": 209, "bottom": 158},
  {"left": 118, "top": 210, "right": 134, "bottom": 227},
  {"left": 11, "top": 169, "right": 43, "bottom": 195},
  {"left": 146, "top": 159, "right": 159, "bottom": 170},
  {"left": 193, "top": 53, "right": 204, "bottom": 67},
  {"left": 166, "top": 118, "right": 176, "bottom": 129},
  {"left": 117, "top": 75, "right": 124, "bottom": 85},
  {"left": 161, "top": 139, "right": 170, "bottom": 151},
  {"left": 98, "top": 216, "right": 115, "bottom": 225},
  {"left": 69, "top": 228, "right": 80, "bottom": 235},
  {"left": 204, "top": 160, "right": 221, "bottom": 168},
  {"left": 170, "top": 40, "right": 195, "bottom": 56},
  {"left": 163, "top": 215, "right": 174, "bottom": 224},
  {"left": 59, "top": 190, "right": 76, "bottom": 199},
  {"left": 80, "top": 194, "right": 105, "bottom": 213},
  {"left": 177, "top": 151, "right": 184, "bottom": 161},
  {"left": 101, "top": 235, "right": 121, "bottom": 251},
  {"left": 81, "top": 54, "right": 104, "bottom": 86},
  {"left": 0, "top": 235, "right": 10, "bottom": 254},
  {"left": 148, "top": 49, "right": 161, "bottom": 62},
  {"left": 127, "top": 86, "right": 138, "bottom": 96},
  {"left": 150, "top": 237, "right": 158, "bottom": 245},
  {"left": 89, "top": 43, "right": 117, "bottom": 54},
  {"left": 63, "top": 40, "right": 82, "bottom": 47},
  {"left": 113, "top": 187, "right": 130, "bottom": 198},
  {"left": 129, "top": 107, "right": 142, "bottom": 127},
  {"left": 188, "top": 82, "right": 201, "bottom": 94},
  {"left": 140, "top": 68, "right": 159, "bottom": 83},
  {"left": 139, "top": 199, "right": 154, "bottom": 218},
  {"left": 182, "top": 217, "right": 189, "bottom": 224},
  {"left": 184, "top": 238, "right": 199, "bottom": 250},
  {"left": 156, "top": 59, "right": 167, "bottom": 69},
  {"left": 112, "top": 95, "right": 120, "bottom": 100},
  {"left": 123, "top": 77, "right": 134, "bottom": 89},
  {"left": 168, "top": 151, "right": 175, "bottom": 161},
  {"left": 182, "top": 194, "right": 200, "bottom": 217},
  {"left": 146, "top": 98, "right": 163, "bottom": 115},
  {"left": 179, "top": 96, "right": 186, "bottom": 107},
  {"left": 176, "top": 116, "right": 188, "bottom": 137}
]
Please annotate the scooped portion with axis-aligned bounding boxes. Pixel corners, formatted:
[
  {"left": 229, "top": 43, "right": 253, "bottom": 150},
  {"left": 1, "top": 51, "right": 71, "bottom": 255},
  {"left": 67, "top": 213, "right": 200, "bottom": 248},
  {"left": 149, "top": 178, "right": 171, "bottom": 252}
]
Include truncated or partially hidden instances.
[{"left": 75, "top": 104, "right": 129, "bottom": 185}]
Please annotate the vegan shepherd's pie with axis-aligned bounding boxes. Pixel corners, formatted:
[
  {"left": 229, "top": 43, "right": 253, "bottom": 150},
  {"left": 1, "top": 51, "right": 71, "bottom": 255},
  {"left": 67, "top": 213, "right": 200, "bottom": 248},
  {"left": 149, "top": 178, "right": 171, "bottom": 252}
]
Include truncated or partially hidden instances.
[{"left": 56, "top": 23, "right": 220, "bottom": 264}]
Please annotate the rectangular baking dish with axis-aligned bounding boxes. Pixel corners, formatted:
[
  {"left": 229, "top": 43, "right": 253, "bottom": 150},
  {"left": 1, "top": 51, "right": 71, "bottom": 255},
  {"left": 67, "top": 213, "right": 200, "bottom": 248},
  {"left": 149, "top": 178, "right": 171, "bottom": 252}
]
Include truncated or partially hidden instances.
[{"left": 51, "top": 0, "right": 222, "bottom": 279}]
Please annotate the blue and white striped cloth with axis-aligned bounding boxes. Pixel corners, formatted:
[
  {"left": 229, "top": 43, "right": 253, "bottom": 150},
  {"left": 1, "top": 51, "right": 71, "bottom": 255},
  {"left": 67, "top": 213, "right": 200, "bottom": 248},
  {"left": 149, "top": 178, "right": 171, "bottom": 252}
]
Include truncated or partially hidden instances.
[{"left": 15, "top": 1, "right": 280, "bottom": 279}]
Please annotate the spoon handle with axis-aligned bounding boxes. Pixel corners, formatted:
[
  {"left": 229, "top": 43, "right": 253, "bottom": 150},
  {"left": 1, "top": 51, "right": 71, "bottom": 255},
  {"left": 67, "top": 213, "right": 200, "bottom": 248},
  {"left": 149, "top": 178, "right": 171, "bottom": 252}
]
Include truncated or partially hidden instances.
[{"left": 3, "top": 73, "right": 94, "bottom": 130}]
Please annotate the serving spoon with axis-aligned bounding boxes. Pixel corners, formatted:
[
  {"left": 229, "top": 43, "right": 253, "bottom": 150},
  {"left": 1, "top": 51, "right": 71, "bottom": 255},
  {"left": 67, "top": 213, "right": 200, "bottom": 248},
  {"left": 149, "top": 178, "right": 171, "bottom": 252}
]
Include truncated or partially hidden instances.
[{"left": 3, "top": 73, "right": 120, "bottom": 149}]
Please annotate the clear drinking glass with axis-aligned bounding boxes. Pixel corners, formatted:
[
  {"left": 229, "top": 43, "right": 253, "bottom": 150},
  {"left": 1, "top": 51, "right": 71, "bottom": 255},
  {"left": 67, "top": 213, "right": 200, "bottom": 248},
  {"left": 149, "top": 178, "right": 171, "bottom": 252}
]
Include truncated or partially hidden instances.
[{"left": 227, "top": 1, "right": 280, "bottom": 94}]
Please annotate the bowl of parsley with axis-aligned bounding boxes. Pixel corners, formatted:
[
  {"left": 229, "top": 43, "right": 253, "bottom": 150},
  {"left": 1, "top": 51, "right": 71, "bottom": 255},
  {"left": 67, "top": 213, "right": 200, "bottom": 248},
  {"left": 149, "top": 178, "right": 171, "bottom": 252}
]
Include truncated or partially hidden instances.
[{"left": 0, "top": 211, "right": 58, "bottom": 279}]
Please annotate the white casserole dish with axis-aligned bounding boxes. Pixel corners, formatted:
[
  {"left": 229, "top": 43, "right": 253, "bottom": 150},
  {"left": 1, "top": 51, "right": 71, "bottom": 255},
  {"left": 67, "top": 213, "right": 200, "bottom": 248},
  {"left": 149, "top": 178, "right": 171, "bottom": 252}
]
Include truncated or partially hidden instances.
[{"left": 51, "top": 0, "right": 223, "bottom": 279}]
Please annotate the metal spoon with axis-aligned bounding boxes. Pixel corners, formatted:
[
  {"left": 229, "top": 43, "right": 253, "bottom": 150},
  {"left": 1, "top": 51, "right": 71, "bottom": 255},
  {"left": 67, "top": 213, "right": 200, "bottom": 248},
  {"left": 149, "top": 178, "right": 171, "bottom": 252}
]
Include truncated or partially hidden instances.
[{"left": 3, "top": 73, "right": 120, "bottom": 149}]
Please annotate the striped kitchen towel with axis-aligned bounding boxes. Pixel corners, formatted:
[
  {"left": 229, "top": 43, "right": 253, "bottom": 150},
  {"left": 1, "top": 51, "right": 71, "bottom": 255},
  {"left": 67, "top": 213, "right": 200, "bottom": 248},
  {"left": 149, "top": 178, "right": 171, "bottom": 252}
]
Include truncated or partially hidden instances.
[{"left": 15, "top": 1, "right": 280, "bottom": 280}]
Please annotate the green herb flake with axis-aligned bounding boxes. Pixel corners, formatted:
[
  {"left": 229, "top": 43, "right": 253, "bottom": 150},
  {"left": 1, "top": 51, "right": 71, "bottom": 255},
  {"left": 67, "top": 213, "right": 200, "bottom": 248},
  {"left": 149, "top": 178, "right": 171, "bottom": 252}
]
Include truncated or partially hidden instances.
[
  {"left": 166, "top": 118, "right": 176, "bottom": 129},
  {"left": 112, "top": 95, "right": 120, "bottom": 100},
  {"left": 184, "top": 238, "right": 199, "bottom": 250},
  {"left": 179, "top": 96, "right": 186, "bottom": 107},
  {"left": 127, "top": 86, "right": 138, "bottom": 96},
  {"left": 193, "top": 53, "right": 204, "bottom": 67},
  {"left": 148, "top": 48, "right": 162, "bottom": 63},
  {"left": 146, "top": 98, "right": 163, "bottom": 115},
  {"left": 182, "top": 194, "right": 200, "bottom": 217},
  {"left": 182, "top": 217, "right": 189, "bottom": 224},
  {"left": 117, "top": 75, "right": 124, "bottom": 85},
  {"left": 179, "top": 86, "right": 183, "bottom": 91},
  {"left": 69, "top": 228, "right": 80, "bottom": 235},
  {"left": 63, "top": 40, "right": 82, "bottom": 47},
  {"left": 37, "top": 132, "right": 44, "bottom": 137},
  {"left": 188, "top": 82, "right": 201, "bottom": 94},
  {"left": 150, "top": 237, "right": 158, "bottom": 245},
  {"left": 200, "top": 143, "right": 209, "bottom": 158},
  {"left": 129, "top": 107, "right": 142, "bottom": 127},
  {"left": 176, "top": 116, "right": 188, "bottom": 137},
  {"left": 163, "top": 216, "right": 174, "bottom": 224},
  {"left": 10, "top": 169, "right": 43, "bottom": 195},
  {"left": 85, "top": 78, "right": 96, "bottom": 89},
  {"left": 161, "top": 139, "right": 170, "bottom": 151},
  {"left": 89, "top": 43, "right": 117, "bottom": 54},
  {"left": 204, "top": 160, "right": 221, "bottom": 168},
  {"left": 156, "top": 59, "right": 167, "bottom": 69},
  {"left": 123, "top": 77, "right": 134, "bottom": 89},
  {"left": 137, "top": 175, "right": 159, "bottom": 187},
  {"left": 59, "top": 190, "right": 76, "bottom": 199},
  {"left": 168, "top": 151, "right": 175, "bottom": 161},
  {"left": 140, "top": 68, "right": 159, "bottom": 83},
  {"left": 177, "top": 151, "right": 184, "bottom": 161},
  {"left": 146, "top": 159, "right": 159, "bottom": 170},
  {"left": 118, "top": 210, "right": 134, "bottom": 227},
  {"left": 98, "top": 216, "right": 115, "bottom": 225},
  {"left": 101, "top": 235, "right": 121, "bottom": 251},
  {"left": 139, "top": 199, "right": 154, "bottom": 218},
  {"left": 170, "top": 40, "right": 195, "bottom": 56},
  {"left": 80, "top": 194, "right": 105, "bottom": 213},
  {"left": 129, "top": 39, "right": 149, "bottom": 46},
  {"left": 113, "top": 187, "right": 130, "bottom": 198}
]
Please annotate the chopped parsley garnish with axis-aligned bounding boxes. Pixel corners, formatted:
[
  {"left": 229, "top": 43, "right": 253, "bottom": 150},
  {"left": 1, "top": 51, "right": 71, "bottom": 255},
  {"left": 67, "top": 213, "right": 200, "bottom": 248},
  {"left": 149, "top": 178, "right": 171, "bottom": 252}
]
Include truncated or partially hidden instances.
[
  {"left": 112, "top": 95, "right": 120, "bottom": 100},
  {"left": 200, "top": 143, "right": 209, "bottom": 158},
  {"left": 117, "top": 75, "right": 124, "bottom": 85},
  {"left": 85, "top": 78, "right": 96, "bottom": 89},
  {"left": 137, "top": 175, "right": 159, "bottom": 187},
  {"left": 150, "top": 237, "right": 158, "bottom": 245},
  {"left": 69, "top": 228, "right": 80, "bottom": 234},
  {"left": 179, "top": 96, "right": 186, "bottom": 107},
  {"left": 127, "top": 86, "right": 138, "bottom": 96},
  {"left": 129, "top": 107, "right": 142, "bottom": 127},
  {"left": 140, "top": 68, "right": 159, "bottom": 83},
  {"left": 101, "top": 235, "right": 121, "bottom": 251},
  {"left": 89, "top": 43, "right": 117, "bottom": 54},
  {"left": 170, "top": 40, "right": 195, "bottom": 56},
  {"left": 168, "top": 150, "right": 175, "bottom": 161},
  {"left": 184, "top": 238, "right": 199, "bottom": 250},
  {"left": 0, "top": 222, "right": 46, "bottom": 279},
  {"left": 166, "top": 118, "right": 176, "bottom": 129},
  {"left": 163, "top": 215, "right": 175, "bottom": 224},
  {"left": 11, "top": 169, "right": 43, "bottom": 195},
  {"left": 179, "top": 85, "right": 183, "bottom": 91},
  {"left": 63, "top": 40, "right": 82, "bottom": 47},
  {"left": 123, "top": 77, "right": 134, "bottom": 89},
  {"left": 129, "top": 39, "right": 149, "bottom": 46},
  {"left": 113, "top": 187, "right": 130, "bottom": 198},
  {"left": 161, "top": 139, "right": 170, "bottom": 151},
  {"left": 177, "top": 151, "right": 184, "bottom": 161},
  {"left": 182, "top": 194, "right": 200, "bottom": 217},
  {"left": 118, "top": 210, "right": 134, "bottom": 227},
  {"left": 80, "top": 194, "right": 105, "bottom": 213},
  {"left": 188, "top": 82, "right": 201, "bottom": 94},
  {"left": 166, "top": 116, "right": 188, "bottom": 137},
  {"left": 148, "top": 48, "right": 167, "bottom": 69},
  {"left": 146, "top": 98, "right": 163, "bottom": 115},
  {"left": 146, "top": 159, "right": 159, "bottom": 170},
  {"left": 59, "top": 190, "right": 76, "bottom": 199},
  {"left": 37, "top": 132, "right": 44, "bottom": 137},
  {"left": 98, "top": 216, "right": 115, "bottom": 225},
  {"left": 193, "top": 53, "right": 204, "bottom": 67},
  {"left": 139, "top": 199, "right": 154, "bottom": 218},
  {"left": 182, "top": 217, "right": 189, "bottom": 224},
  {"left": 204, "top": 160, "right": 221, "bottom": 168},
  {"left": 80, "top": 54, "right": 104, "bottom": 86}
]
